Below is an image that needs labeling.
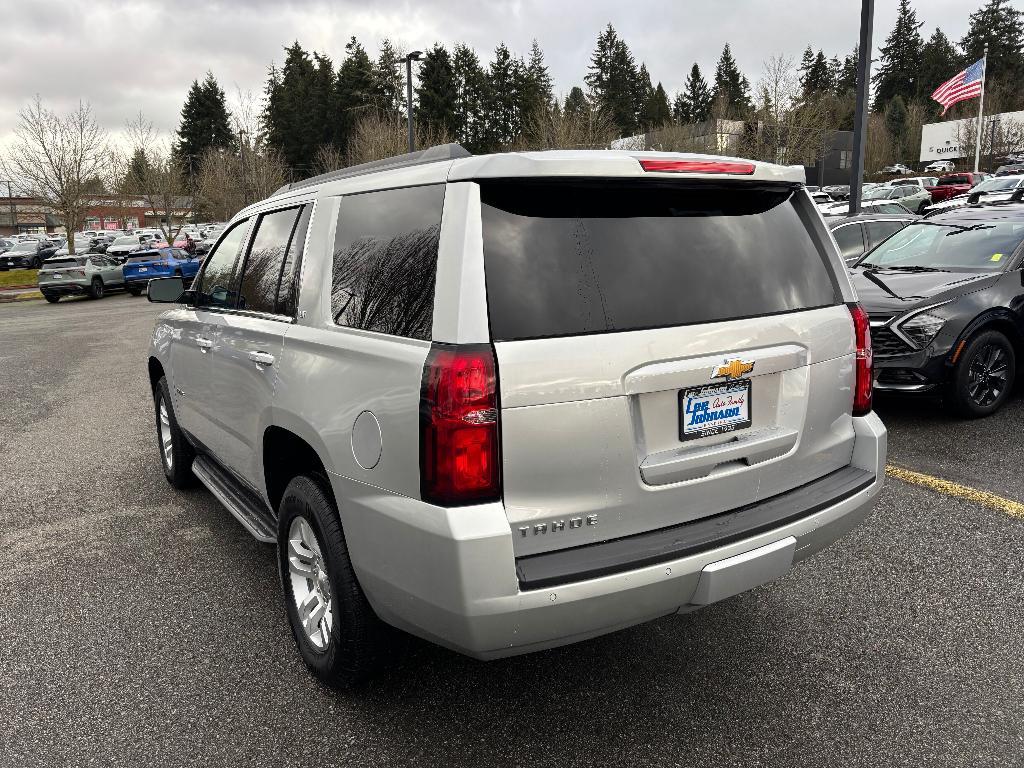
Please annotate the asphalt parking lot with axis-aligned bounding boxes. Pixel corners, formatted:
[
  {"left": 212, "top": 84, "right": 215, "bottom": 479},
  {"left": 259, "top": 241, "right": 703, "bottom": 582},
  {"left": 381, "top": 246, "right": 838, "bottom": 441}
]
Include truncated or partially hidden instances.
[{"left": 2, "top": 294, "right": 1023, "bottom": 768}]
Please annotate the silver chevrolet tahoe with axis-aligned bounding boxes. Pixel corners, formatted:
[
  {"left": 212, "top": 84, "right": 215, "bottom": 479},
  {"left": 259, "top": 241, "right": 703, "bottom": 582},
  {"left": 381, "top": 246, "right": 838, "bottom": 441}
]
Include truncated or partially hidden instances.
[{"left": 146, "top": 145, "right": 887, "bottom": 684}]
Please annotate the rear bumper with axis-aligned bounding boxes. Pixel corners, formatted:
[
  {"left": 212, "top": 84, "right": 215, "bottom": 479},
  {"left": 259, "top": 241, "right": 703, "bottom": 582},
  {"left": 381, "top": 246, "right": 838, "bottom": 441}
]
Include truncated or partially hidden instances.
[
  {"left": 38, "top": 279, "right": 90, "bottom": 295},
  {"left": 334, "top": 412, "right": 887, "bottom": 660}
]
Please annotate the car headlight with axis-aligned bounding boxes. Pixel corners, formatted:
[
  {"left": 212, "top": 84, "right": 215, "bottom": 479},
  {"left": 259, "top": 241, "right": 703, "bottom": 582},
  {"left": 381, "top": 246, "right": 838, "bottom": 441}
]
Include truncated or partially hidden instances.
[{"left": 898, "top": 312, "right": 946, "bottom": 348}]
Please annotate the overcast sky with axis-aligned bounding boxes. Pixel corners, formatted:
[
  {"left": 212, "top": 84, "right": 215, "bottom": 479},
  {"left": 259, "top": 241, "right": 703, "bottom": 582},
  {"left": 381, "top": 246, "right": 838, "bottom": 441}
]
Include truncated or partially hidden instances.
[{"left": 0, "top": 0, "right": 1000, "bottom": 147}]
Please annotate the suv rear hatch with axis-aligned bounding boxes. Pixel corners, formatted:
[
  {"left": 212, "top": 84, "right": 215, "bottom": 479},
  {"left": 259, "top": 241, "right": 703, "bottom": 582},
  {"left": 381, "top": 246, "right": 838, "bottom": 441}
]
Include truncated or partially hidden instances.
[{"left": 479, "top": 179, "right": 858, "bottom": 557}]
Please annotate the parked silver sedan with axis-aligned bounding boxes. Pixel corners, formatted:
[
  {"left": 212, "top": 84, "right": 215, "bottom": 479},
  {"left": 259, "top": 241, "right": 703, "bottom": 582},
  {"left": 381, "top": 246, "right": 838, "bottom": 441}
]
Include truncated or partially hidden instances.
[
  {"left": 864, "top": 183, "right": 932, "bottom": 214},
  {"left": 37, "top": 253, "right": 125, "bottom": 302}
]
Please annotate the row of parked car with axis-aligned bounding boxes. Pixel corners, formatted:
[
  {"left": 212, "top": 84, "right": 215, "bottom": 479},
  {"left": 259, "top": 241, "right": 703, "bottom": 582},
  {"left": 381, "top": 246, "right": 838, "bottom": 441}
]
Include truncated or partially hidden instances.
[{"left": 37, "top": 245, "right": 204, "bottom": 302}]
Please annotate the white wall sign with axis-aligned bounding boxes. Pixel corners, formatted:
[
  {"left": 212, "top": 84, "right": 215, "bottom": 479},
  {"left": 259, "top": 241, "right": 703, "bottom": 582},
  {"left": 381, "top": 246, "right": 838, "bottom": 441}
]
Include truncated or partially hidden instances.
[{"left": 920, "top": 110, "right": 1024, "bottom": 161}]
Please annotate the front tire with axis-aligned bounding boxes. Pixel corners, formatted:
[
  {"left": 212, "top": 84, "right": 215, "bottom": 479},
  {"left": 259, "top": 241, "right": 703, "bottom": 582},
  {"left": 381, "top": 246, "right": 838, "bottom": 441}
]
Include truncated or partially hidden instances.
[
  {"left": 88, "top": 277, "right": 104, "bottom": 299},
  {"left": 948, "top": 330, "right": 1016, "bottom": 418},
  {"left": 277, "top": 475, "right": 388, "bottom": 686},
  {"left": 154, "top": 377, "right": 196, "bottom": 488}
]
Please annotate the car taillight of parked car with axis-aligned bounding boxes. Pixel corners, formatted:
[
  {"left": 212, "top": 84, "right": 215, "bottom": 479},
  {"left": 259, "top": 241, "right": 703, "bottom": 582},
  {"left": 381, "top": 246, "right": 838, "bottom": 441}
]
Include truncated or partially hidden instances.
[
  {"left": 849, "top": 303, "right": 873, "bottom": 416},
  {"left": 420, "top": 344, "right": 501, "bottom": 506}
]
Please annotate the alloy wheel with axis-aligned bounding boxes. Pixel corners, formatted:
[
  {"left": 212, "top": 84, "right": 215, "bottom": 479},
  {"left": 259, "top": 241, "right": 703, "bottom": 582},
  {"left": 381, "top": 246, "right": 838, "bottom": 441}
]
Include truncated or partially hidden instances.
[
  {"left": 158, "top": 399, "right": 173, "bottom": 470},
  {"left": 967, "top": 343, "right": 1009, "bottom": 407},
  {"left": 287, "top": 516, "right": 334, "bottom": 651}
]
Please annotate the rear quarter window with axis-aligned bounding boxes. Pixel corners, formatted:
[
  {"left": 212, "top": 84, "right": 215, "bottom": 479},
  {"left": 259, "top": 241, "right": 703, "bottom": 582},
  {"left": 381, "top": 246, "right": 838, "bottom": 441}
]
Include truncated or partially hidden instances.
[
  {"left": 479, "top": 180, "right": 840, "bottom": 341},
  {"left": 331, "top": 184, "right": 443, "bottom": 340}
]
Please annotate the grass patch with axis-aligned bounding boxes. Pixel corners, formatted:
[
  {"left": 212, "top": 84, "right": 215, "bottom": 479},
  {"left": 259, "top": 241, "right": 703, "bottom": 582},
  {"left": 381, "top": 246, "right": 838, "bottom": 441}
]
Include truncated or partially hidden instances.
[{"left": 0, "top": 268, "right": 37, "bottom": 288}]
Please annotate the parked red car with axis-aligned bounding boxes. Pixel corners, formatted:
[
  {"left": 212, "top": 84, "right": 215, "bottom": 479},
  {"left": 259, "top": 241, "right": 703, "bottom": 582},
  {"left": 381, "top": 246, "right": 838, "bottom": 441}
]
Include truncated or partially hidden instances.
[{"left": 930, "top": 172, "right": 988, "bottom": 203}]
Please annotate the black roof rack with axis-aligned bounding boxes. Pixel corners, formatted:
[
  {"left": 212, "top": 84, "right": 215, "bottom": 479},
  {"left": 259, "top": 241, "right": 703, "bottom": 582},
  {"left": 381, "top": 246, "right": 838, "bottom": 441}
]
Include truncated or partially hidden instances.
[{"left": 273, "top": 143, "right": 472, "bottom": 195}]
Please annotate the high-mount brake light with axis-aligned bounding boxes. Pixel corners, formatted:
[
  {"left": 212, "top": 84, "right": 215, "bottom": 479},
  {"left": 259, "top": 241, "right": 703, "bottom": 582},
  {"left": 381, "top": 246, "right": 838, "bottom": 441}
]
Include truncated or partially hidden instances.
[
  {"left": 638, "top": 159, "right": 756, "bottom": 175},
  {"left": 848, "top": 303, "right": 873, "bottom": 416},
  {"left": 420, "top": 344, "right": 501, "bottom": 506}
]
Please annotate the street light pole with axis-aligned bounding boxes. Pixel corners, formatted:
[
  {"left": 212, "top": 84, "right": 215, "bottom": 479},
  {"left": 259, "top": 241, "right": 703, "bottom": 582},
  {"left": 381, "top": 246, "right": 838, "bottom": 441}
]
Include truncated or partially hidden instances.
[
  {"left": 1, "top": 180, "right": 14, "bottom": 235},
  {"left": 849, "top": 0, "right": 875, "bottom": 215},
  {"left": 405, "top": 51, "right": 423, "bottom": 154},
  {"left": 239, "top": 129, "right": 248, "bottom": 206}
]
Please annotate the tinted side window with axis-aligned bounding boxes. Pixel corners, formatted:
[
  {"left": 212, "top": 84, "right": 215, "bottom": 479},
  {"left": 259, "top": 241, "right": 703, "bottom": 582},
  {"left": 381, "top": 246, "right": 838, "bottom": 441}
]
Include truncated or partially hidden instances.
[
  {"left": 832, "top": 223, "right": 865, "bottom": 260},
  {"left": 866, "top": 220, "right": 906, "bottom": 248},
  {"left": 276, "top": 204, "right": 311, "bottom": 316},
  {"left": 195, "top": 220, "right": 249, "bottom": 308},
  {"left": 331, "top": 185, "right": 443, "bottom": 340},
  {"left": 237, "top": 207, "right": 302, "bottom": 315}
]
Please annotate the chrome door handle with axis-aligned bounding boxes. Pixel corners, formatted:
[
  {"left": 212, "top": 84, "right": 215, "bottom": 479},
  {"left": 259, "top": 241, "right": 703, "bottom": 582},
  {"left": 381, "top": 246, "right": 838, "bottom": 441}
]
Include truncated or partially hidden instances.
[
  {"left": 248, "top": 351, "right": 275, "bottom": 368},
  {"left": 196, "top": 336, "right": 213, "bottom": 352}
]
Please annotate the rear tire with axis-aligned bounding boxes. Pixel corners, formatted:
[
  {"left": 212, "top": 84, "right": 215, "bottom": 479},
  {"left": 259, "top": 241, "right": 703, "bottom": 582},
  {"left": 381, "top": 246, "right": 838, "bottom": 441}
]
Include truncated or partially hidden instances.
[
  {"left": 43, "top": 293, "right": 59, "bottom": 303},
  {"left": 88, "top": 277, "right": 104, "bottom": 299},
  {"left": 154, "top": 377, "right": 196, "bottom": 488},
  {"left": 127, "top": 285, "right": 142, "bottom": 296},
  {"left": 948, "top": 330, "right": 1016, "bottom": 418},
  {"left": 277, "top": 475, "right": 390, "bottom": 686},
  {"left": 31, "top": 256, "right": 42, "bottom": 269}
]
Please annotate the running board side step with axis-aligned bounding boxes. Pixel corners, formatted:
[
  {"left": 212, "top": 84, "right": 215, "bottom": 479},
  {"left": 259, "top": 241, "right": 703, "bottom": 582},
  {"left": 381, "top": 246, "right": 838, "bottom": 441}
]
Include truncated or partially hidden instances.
[{"left": 192, "top": 455, "right": 277, "bottom": 543}]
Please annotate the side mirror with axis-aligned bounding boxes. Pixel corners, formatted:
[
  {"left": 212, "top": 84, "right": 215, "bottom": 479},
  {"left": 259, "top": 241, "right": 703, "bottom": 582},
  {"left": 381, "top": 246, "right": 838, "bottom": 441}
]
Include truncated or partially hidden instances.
[{"left": 148, "top": 276, "right": 185, "bottom": 303}]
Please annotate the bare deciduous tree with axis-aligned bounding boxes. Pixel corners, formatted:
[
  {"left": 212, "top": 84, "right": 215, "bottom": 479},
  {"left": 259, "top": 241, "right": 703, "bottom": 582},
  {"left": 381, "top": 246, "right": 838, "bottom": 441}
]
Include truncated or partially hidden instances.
[
  {"left": 519, "top": 103, "right": 618, "bottom": 150},
  {"left": 125, "top": 113, "right": 193, "bottom": 243},
  {"left": 195, "top": 141, "right": 288, "bottom": 221},
  {"left": 345, "top": 113, "right": 452, "bottom": 167},
  {"left": 0, "top": 97, "right": 109, "bottom": 254}
]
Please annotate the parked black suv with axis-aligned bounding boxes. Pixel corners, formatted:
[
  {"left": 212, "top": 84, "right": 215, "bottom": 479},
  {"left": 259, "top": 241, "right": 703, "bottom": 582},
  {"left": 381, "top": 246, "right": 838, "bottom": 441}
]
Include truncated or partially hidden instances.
[{"left": 849, "top": 203, "right": 1024, "bottom": 416}]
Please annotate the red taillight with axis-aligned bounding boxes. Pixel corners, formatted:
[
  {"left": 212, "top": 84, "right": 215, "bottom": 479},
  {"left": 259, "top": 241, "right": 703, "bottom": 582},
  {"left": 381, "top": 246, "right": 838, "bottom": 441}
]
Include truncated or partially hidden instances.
[
  {"left": 420, "top": 344, "right": 501, "bottom": 506},
  {"left": 849, "top": 303, "right": 873, "bottom": 416},
  {"left": 638, "top": 158, "right": 756, "bottom": 175}
]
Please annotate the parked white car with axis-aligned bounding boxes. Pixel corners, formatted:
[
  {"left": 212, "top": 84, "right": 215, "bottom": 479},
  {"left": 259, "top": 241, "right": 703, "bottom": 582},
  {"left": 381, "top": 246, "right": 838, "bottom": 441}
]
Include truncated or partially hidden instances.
[
  {"left": 881, "top": 163, "right": 913, "bottom": 175},
  {"left": 924, "top": 160, "right": 955, "bottom": 173}
]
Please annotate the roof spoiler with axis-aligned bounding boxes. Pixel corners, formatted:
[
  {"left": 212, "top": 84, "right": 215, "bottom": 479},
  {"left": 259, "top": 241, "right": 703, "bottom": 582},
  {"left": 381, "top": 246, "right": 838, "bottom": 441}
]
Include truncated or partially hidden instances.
[{"left": 273, "top": 143, "right": 472, "bottom": 195}]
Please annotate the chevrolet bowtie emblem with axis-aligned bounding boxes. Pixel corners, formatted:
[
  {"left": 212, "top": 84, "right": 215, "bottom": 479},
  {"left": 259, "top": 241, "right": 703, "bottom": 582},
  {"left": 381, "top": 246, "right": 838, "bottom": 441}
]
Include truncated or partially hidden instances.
[{"left": 712, "top": 359, "right": 755, "bottom": 380}]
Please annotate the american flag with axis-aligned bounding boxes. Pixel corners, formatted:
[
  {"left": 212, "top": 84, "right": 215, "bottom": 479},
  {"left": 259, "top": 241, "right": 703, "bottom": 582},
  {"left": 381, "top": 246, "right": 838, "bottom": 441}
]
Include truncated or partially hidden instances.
[{"left": 931, "top": 58, "right": 985, "bottom": 115}]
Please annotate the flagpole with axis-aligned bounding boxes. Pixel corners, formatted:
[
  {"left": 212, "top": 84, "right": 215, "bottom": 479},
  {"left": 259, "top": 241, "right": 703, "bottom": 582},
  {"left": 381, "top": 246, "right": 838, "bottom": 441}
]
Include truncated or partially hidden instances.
[{"left": 974, "top": 43, "right": 988, "bottom": 172}]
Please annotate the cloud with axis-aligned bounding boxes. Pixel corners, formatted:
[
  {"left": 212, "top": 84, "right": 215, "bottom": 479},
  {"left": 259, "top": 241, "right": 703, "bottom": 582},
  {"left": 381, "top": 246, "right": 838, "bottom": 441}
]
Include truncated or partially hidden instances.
[{"left": 0, "top": 0, "right": 980, "bottom": 145}]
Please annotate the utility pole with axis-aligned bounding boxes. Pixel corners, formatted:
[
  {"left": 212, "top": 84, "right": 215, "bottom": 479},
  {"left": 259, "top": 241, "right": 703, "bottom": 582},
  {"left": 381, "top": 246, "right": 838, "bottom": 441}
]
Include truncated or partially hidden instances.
[
  {"left": 849, "top": 0, "right": 875, "bottom": 215},
  {"left": 405, "top": 51, "right": 423, "bottom": 154}
]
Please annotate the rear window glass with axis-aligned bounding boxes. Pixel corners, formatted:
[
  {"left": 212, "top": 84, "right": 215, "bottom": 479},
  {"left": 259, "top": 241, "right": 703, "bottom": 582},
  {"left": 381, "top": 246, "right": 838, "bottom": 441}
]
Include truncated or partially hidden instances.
[
  {"left": 479, "top": 181, "right": 839, "bottom": 341},
  {"left": 126, "top": 254, "right": 157, "bottom": 263},
  {"left": 939, "top": 175, "right": 969, "bottom": 185},
  {"left": 45, "top": 258, "right": 83, "bottom": 268}
]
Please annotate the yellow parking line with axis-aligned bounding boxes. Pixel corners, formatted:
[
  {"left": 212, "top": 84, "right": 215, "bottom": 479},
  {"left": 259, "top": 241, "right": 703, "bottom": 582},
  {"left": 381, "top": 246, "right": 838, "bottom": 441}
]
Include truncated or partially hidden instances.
[{"left": 886, "top": 465, "right": 1024, "bottom": 519}]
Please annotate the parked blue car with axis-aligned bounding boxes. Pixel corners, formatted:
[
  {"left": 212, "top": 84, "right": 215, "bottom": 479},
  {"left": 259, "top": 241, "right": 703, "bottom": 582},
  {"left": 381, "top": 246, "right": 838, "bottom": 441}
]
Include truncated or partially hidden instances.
[{"left": 122, "top": 248, "right": 201, "bottom": 296}]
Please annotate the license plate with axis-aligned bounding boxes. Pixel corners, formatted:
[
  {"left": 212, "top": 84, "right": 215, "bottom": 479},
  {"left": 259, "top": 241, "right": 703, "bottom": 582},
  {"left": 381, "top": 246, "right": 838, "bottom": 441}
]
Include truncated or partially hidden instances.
[
  {"left": 679, "top": 380, "right": 752, "bottom": 441},
  {"left": 138, "top": 267, "right": 148, "bottom": 272},
  {"left": 53, "top": 273, "right": 62, "bottom": 279}
]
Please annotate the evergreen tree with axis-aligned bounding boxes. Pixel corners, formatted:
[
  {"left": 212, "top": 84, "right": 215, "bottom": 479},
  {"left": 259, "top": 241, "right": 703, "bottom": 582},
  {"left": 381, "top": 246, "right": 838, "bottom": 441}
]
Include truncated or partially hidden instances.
[
  {"left": 642, "top": 82, "right": 671, "bottom": 129},
  {"left": 712, "top": 44, "right": 752, "bottom": 117},
  {"left": 520, "top": 39, "right": 554, "bottom": 120},
  {"left": 415, "top": 43, "right": 459, "bottom": 138},
  {"left": 373, "top": 39, "right": 405, "bottom": 115},
  {"left": 337, "top": 36, "right": 377, "bottom": 148},
  {"left": 920, "top": 28, "right": 962, "bottom": 99},
  {"left": 563, "top": 86, "right": 589, "bottom": 120},
  {"left": 677, "top": 63, "right": 713, "bottom": 123},
  {"left": 885, "top": 95, "right": 910, "bottom": 159},
  {"left": 310, "top": 52, "right": 340, "bottom": 149},
  {"left": 483, "top": 43, "right": 523, "bottom": 148},
  {"left": 836, "top": 48, "right": 859, "bottom": 94},
  {"left": 586, "top": 24, "right": 640, "bottom": 135},
  {"left": 798, "top": 46, "right": 815, "bottom": 92},
  {"left": 803, "top": 50, "right": 832, "bottom": 97},
  {"left": 827, "top": 55, "right": 842, "bottom": 93},
  {"left": 452, "top": 43, "right": 489, "bottom": 151},
  {"left": 960, "top": 0, "right": 1024, "bottom": 83},
  {"left": 872, "top": 0, "right": 924, "bottom": 110},
  {"left": 175, "top": 71, "right": 233, "bottom": 182},
  {"left": 264, "top": 42, "right": 318, "bottom": 172}
]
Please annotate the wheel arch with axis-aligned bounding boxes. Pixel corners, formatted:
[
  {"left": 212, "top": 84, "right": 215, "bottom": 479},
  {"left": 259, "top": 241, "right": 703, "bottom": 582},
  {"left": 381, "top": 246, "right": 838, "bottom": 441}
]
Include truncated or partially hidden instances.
[
  {"left": 950, "top": 309, "right": 1024, "bottom": 368},
  {"left": 262, "top": 424, "right": 336, "bottom": 515},
  {"left": 147, "top": 356, "right": 165, "bottom": 393}
]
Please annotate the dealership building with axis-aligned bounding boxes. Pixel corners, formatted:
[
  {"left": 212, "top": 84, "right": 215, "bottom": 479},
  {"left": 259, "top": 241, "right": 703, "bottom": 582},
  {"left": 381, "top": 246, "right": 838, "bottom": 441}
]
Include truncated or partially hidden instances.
[{"left": 920, "top": 110, "right": 1024, "bottom": 164}]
